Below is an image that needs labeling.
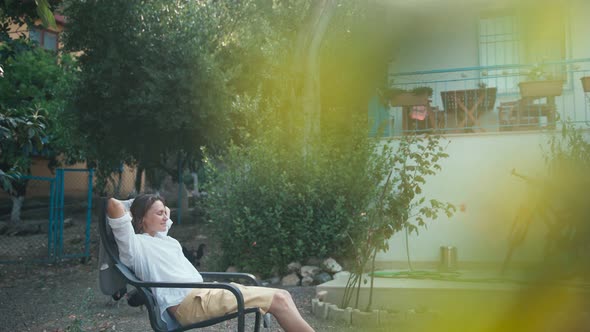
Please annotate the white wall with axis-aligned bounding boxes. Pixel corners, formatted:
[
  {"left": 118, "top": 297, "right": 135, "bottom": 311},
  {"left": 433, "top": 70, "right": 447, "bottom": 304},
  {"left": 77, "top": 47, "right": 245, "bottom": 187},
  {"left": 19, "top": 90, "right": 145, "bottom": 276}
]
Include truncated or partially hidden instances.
[
  {"left": 390, "top": 9, "right": 479, "bottom": 74},
  {"left": 377, "top": 131, "right": 556, "bottom": 265},
  {"left": 378, "top": 0, "right": 590, "bottom": 267}
]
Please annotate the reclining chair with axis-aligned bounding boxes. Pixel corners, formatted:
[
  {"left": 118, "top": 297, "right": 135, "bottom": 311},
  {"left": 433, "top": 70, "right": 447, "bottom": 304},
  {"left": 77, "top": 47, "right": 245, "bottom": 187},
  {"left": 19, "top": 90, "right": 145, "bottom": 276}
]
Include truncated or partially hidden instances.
[{"left": 98, "top": 198, "right": 268, "bottom": 332}]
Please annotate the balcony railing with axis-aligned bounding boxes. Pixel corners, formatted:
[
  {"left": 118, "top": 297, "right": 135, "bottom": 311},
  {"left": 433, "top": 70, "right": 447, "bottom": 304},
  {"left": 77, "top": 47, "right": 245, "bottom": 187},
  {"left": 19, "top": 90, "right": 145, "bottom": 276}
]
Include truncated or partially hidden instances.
[{"left": 369, "top": 58, "right": 590, "bottom": 136}]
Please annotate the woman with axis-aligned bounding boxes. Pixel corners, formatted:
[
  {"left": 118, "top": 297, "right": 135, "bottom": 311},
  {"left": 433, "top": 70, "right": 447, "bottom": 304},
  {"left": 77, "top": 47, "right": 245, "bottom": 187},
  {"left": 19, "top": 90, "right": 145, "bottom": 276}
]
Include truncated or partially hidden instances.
[{"left": 107, "top": 194, "right": 314, "bottom": 331}]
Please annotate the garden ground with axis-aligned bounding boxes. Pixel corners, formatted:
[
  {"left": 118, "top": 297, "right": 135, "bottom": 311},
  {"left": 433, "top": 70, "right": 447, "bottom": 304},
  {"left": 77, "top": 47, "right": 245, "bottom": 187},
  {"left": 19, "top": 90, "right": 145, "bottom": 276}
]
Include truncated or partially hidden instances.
[{"left": 0, "top": 217, "right": 396, "bottom": 332}]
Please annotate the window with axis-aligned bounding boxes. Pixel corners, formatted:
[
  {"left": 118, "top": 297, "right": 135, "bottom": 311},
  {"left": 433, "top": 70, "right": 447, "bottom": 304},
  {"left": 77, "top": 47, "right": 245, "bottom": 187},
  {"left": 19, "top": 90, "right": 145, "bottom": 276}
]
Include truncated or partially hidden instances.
[
  {"left": 478, "top": 13, "right": 521, "bottom": 93},
  {"left": 29, "top": 27, "right": 58, "bottom": 51},
  {"left": 479, "top": 7, "right": 567, "bottom": 93}
]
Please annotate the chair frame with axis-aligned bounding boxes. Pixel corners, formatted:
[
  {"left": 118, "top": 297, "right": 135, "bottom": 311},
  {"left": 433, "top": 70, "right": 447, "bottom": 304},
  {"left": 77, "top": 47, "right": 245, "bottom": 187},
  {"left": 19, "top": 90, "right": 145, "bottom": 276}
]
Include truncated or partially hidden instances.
[{"left": 98, "top": 198, "right": 264, "bottom": 332}]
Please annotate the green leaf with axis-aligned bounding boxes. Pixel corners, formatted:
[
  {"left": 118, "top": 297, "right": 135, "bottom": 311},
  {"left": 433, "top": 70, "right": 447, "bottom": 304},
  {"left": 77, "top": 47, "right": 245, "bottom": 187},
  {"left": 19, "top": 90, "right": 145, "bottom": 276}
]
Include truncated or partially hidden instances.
[{"left": 35, "top": 0, "right": 57, "bottom": 30}]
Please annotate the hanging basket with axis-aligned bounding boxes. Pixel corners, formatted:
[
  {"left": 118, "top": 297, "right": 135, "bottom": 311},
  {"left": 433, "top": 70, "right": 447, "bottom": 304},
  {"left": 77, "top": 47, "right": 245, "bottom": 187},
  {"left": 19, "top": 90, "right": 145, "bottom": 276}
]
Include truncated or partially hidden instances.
[
  {"left": 518, "top": 80, "right": 564, "bottom": 98},
  {"left": 580, "top": 76, "right": 590, "bottom": 93}
]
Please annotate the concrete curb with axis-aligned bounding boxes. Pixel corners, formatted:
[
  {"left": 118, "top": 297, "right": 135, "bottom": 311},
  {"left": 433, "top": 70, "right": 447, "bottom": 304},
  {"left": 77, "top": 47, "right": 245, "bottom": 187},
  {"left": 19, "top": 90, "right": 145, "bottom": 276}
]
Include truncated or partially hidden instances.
[
  {"left": 352, "top": 308, "right": 380, "bottom": 328},
  {"left": 327, "top": 304, "right": 352, "bottom": 325},
  {"left": 311, "top": 298, "right": 440, "bottom": 328}
]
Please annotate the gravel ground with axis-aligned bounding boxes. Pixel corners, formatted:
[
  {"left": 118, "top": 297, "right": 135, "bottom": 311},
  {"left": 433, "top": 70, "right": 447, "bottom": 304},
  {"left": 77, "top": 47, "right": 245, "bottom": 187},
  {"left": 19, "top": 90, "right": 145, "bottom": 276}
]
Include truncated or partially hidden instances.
[
  {"left": 0, "top": 261, "right": 382, "bottom": 332},
  {"left": 3, "top": 218, "right": 590, "bottom": 332},
  {"left": 1, "top": 217, "right": 387, "bottom": 332}
]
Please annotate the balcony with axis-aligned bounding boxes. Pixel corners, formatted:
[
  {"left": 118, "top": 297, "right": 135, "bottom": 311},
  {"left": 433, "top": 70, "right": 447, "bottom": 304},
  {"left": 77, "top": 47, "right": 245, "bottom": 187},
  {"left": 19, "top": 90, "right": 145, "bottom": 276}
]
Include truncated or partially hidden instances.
[{"left": 370, "top": 58, "right": 590, "bottom": 136}]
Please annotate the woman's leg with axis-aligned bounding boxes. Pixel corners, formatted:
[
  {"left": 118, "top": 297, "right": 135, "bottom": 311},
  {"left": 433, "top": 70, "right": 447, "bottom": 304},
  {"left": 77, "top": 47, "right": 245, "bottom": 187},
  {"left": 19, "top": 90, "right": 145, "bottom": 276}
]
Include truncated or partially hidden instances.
[
  {"left": 267, "top": 289, "right": 314, "bottom": 332},
  {"left": 175, "top": 286, "right": 314, "bottom": 331}
]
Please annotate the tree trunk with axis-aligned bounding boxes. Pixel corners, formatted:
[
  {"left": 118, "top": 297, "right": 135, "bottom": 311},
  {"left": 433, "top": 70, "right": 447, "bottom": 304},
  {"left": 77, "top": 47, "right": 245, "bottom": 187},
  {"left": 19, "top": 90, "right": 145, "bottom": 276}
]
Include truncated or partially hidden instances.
[
  {"left": 8, "top": 179, "right": 28, "bottom": 224},
  {"left": 134, "top": 166, "right": 144, "bottom": 194},
  {"left": 10, "top": 195, "right": 24, "bottom": 224},
  {"left": 294, "top": 0, "right": 338, "bottom": 158}
]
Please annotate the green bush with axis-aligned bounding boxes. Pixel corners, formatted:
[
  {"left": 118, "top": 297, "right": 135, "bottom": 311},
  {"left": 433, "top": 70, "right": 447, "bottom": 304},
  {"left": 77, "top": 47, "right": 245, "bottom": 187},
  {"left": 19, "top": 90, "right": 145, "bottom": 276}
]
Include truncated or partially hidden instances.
[{"left": 203, "top": 121, "right": 386, "bottom": 277}]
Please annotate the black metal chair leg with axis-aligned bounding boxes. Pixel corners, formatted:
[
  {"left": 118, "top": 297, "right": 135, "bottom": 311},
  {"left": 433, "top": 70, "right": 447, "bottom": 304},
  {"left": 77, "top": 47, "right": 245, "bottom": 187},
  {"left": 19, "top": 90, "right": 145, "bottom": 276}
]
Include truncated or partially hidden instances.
[
  {"left": 263, "top": 313, "right": 271, "bottom": 329},
  {"left": 253, "top": 311, "right": 261, "bottom": 332}
]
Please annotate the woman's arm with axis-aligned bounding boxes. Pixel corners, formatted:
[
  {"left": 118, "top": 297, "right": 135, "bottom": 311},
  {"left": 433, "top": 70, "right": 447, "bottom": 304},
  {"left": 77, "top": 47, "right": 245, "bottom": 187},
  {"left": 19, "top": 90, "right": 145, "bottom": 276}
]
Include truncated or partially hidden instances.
[
  {"left": 107, "top": 198, "right": 126, "bottom": 219},
  {"left": 107, "top": 197, "right": 137, "bottom": 267}
]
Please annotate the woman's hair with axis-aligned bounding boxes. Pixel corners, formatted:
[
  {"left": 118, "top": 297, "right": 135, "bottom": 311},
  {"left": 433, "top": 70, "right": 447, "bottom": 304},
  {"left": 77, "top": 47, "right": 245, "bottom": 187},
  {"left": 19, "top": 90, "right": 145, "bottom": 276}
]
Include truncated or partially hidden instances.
[{"left": 129, "top": 193, "right": 165, "bottom": 234}]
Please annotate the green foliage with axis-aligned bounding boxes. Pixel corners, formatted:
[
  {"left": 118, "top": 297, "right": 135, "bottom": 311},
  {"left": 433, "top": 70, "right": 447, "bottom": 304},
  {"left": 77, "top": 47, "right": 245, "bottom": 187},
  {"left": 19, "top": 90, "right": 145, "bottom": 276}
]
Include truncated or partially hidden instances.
[
  {"left": 0, "top": 36, "right": 78, "bottom": 198},
  {"left": 0, "top": 0, "right": 60, "bottom": 41},
  {"left": 524, "top": 61, "right": 566, "bottom": 81},
  {"left": 34, "top": 0, "right": 57, "bottom": 30},
  {"left": 538, "top": 124, "right": 590, "bottom": 277},
  {"left": 320, "top": 0, "right": 398, "bottom": 121},
  {"left": 0, "top": 105, "right": 47, "bottom": 194},
  {"left": 0, "top": 40, "right": 76, "bottom": 113},
  {"left": 507, "top": 124, "right": 590, "bottom": 280},
  {"left": 197, "top": 1, "right": 424, "bottom": 280},
  {"left": 0, "top": 106, "right": 47, "bottom": 164},
  {"left": 342, "top": 134, "right": 456, "bottom": 310},
  {"left": 62, "top": 0, "right": 239, "bottom": 189},
  {"left": 203, "top": 111, "right": 382, "bottom": 276},
  {"left": 0, "top": 20, "right": 79, "bottom": 224},
  {"left": 204, "top": 120, "right": 455, "bottom": 284}
]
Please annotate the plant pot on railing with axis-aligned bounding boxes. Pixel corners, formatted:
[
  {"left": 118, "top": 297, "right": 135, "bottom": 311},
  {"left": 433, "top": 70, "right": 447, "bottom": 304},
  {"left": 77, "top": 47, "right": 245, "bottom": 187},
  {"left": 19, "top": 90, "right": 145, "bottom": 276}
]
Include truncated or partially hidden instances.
[
  {"left": 581, "top": 76, "right": 590, "bottom": 93},
  {"left": 388, "top": 87, "right": 432, "bottom": 106},
  {"left": 390, "top": 92, "right": 430, "bottom": 106},
  {"left": 518, "top": 80, "right": 564, "bottom": 98}
]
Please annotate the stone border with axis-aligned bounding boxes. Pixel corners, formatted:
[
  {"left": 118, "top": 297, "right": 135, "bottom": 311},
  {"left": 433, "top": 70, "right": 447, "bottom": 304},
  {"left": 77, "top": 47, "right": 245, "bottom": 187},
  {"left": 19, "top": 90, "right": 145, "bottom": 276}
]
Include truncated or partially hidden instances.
[{"left": 311, "top": 299, "right": 438, "bottom": 328}]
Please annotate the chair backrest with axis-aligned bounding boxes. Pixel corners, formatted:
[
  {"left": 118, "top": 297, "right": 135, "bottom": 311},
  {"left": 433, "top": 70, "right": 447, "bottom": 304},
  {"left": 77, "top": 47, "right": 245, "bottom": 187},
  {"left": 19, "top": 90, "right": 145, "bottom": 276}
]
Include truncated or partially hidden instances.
[
  {"left": 98, "top": 199, "right": 127, "bottom": 297},
  {"left": 97, "top": 198, "right": 171, "bottom": 332},
  {"left": 441, "top": 87, "right": 497, "bottom": 113}
]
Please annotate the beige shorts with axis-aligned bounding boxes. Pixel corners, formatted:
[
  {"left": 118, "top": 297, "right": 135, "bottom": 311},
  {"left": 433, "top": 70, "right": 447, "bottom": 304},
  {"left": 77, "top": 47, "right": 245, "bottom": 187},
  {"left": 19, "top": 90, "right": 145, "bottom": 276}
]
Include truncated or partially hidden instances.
[{"left": 173, "top": 283, "right": 278, "bottom": 326}]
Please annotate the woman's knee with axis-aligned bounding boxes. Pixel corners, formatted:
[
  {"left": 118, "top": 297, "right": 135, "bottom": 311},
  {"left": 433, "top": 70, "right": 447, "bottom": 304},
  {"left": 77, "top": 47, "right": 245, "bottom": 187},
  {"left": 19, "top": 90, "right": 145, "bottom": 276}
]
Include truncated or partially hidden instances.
[{"left": 270, "top": 289, "right": 293, "bottom": 312}]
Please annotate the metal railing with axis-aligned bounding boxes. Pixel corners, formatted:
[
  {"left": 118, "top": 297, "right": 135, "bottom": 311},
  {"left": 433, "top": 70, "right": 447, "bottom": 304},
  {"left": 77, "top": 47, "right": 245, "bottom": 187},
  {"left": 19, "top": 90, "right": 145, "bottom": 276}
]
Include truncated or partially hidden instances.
[
  {"left": 371, "top": 58, "right": 590, "bottom": 136},
  {"left": 0, "top": 169, "right": 94, "bottom": 263}
]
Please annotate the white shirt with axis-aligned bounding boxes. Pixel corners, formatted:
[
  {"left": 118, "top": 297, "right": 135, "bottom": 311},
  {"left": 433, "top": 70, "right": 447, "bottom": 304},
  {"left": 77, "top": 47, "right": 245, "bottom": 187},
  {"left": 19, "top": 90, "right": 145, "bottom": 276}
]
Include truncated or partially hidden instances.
[{"left": 108, "top": 212, "right": 203, "bottom": 323}]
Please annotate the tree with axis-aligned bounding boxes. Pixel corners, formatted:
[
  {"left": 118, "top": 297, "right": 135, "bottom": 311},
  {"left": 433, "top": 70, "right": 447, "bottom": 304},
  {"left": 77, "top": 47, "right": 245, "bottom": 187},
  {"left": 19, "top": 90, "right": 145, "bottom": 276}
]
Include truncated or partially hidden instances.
[
  {"left": 200, "top": 1, "right": 411, "bottom": 275},
  {"left": 62, "top": 0, "right": 241, "bottom": 193},
  {"left": 341, "top": 135, "right": 455, "bottom": 310},
  {"left": 0, "top": 106, "right": 48, "bottom": 223},
  {"left": 0, "top": 37, "right": 78, "bottom": 223},
  {"left": 292, "top": 0, "right": 338, "bottom": 157}
]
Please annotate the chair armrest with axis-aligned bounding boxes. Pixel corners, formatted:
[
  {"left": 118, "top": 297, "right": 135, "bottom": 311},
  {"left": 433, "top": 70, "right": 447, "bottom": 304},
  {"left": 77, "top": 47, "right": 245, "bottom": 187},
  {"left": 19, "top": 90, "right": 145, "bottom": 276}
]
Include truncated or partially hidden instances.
[
  {"left": 116, "top": 263, "right": 241, "bottom": 290},
  {"left": 115, "top": 263, "right": 249, "bottom": 309},
  {"left": 200, "top": 272, "right": 260, "bottom": 286},
  {"left": 115, "top": 263, "right": 254, "bottom": 331}
]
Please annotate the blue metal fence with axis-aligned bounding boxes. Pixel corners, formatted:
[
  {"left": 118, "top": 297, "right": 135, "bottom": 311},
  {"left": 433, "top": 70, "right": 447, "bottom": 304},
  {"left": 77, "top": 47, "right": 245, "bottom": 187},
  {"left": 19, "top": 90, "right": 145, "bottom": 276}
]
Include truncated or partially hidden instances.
[
  {"left": 55, "top": 168, "right": 94, "bottom": 261},
  {"left": 374, "top": 58, "right": 590, "bottom": 136},
  {"left": 0, "top": 169, "right": 94, "bottom": 263}
]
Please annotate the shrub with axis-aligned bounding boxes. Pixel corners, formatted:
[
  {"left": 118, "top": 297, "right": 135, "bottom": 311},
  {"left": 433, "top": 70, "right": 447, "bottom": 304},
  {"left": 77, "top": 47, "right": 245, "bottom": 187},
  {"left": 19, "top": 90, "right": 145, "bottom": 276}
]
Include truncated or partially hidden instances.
[{"left": 203, "top": 119, "right": 386, "bottom": 277}]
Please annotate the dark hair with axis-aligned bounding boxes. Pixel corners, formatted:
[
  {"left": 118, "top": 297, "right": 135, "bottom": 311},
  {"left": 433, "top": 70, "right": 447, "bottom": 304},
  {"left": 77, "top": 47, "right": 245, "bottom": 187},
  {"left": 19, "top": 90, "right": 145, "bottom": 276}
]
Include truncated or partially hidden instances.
[{"left": 129, "top": 193, "right": 165, "bottom": 234}]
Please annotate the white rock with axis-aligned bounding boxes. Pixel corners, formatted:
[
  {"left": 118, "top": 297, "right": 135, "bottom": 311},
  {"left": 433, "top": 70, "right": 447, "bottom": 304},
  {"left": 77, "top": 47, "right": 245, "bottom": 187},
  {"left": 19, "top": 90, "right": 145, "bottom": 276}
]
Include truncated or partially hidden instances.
[
  {"left": 316, "top": 290, "right": 328, "bottom": 301},
  {"left": 323, "top": 257, "right": 342, "bottom": 273},
  {"left": 281, "top": 273, "right": 300, "bottom": 286},
  {"left": 301, "top": 276, "right": 314, "bottom": 286},
  {"left": 300, "top": 265, "right": 321, "bottom": 278},
  {"left": 287, "top": 262, "right": 302, "bottom": 273}
]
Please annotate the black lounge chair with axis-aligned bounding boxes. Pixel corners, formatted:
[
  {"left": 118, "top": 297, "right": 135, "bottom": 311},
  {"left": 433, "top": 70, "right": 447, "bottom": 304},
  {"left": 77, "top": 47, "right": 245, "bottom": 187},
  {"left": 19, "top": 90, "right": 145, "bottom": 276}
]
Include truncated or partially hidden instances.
[{"left": 98, "top": 198, "right": 267, "bottom": 332}]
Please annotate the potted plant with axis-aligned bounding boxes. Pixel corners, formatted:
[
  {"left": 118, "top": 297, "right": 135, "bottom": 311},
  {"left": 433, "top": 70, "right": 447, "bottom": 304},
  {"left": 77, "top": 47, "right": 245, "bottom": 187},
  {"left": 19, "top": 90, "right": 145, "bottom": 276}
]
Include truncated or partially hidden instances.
[
  {"left": 388, "top": 86, "right": 433, "bottom": 106},
  {"left": 518, "top": 64, "right": 564, "bottom": 98}
]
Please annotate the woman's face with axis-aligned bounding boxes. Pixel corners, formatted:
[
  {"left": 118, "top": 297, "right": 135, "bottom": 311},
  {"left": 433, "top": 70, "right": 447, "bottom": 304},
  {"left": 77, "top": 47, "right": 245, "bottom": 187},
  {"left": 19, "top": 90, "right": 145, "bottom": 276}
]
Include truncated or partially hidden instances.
[{"left": 142, "top": 200, "right": 168, "bottom": 236}]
